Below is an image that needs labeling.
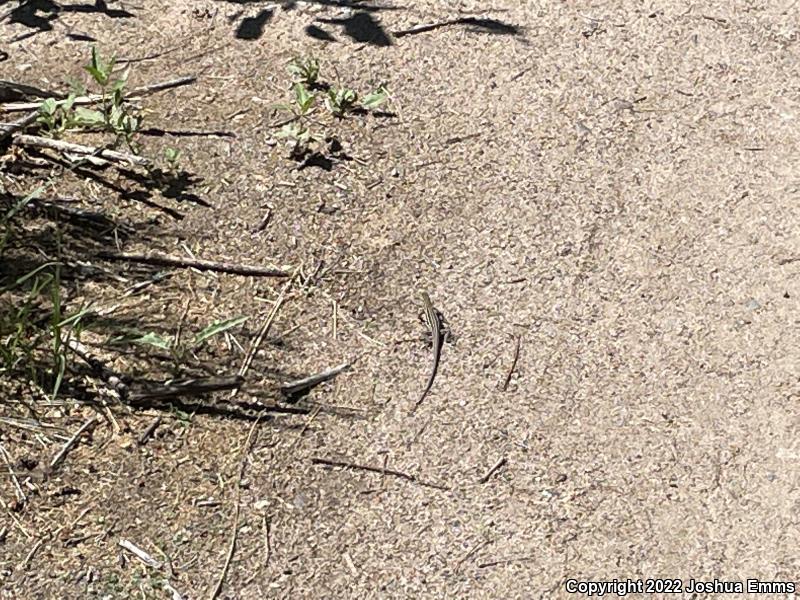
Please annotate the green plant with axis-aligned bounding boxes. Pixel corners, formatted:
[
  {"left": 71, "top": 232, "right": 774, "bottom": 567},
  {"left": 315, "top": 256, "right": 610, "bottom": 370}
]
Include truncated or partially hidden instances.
[
  {"left": 323, "top": 85, "right": 388, "bottom": 117},
  {"left": 273, "top": 82, "right": 316, "bottom": 119},
  {"left": 36, "top": 46, "right": 142, "bottom": 149},
  {"left": 114, "top": 315, "right": 249, "bottom": 364},
  {"left": 35, "top": 94, "right": 78, "bottom": 136},
  {"left": 272, "top": 62, "right": 390, "bottom": 160},
  {"left": 360, "top": 85, "right": 389, "bottom": 110},
  {"left": 82, "top": 47, "right": 141, "bottom": 150},
  {"left": 164, "top": 147, "right": 181, "bottom": 173},
  {"left": 287, "top": 56, "right": 320, "bottom": 86},
  {"left": 324, "top": 86, "right": 358, "bottom": 117},
  {"left": 275, "top": 122, "right": 321, "bottom": 159},
  {"left": 0, "top": 259, "right": 86, "bottom": 400}
]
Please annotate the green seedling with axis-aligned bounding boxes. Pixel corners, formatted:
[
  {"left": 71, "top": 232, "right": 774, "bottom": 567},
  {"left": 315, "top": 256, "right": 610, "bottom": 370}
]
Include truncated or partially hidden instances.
[
  {"left": 84, "top": 45, "right": 116, "bottom": 87},
  {"left": 276, "top": 121, "right": 321, "bottom": 159},
  {"left": 293, "top": 82, "right": 316, "bottom": 116},
  {"left": 35, "top": 94, "right": 77, "bottom": 136},
  {"left": 164, "top": 147, "right": 181, "bottom": 172},
  {"left": 0, "top": 257, "right": 82, "bottom": 401},
  {"left": 324, "top": 86, "right": 358, "bottom": 117},
  {"left": 360, "top": 85, "right": 389, "bottom": 110},
  {"left": 36, "top": 46, "right": 142, "bottom": 150},
  {"left": 287, "top": 56, "right": 320, "bottom": 86},
  {"left": 115, "top": 315, "right": 249, "bottom": 364},
  {"left": 272, "top": 82, "right": 317, "bottom": 121},
  {"left": 81, "top": 46, "right": 141, "bottom": 150}
]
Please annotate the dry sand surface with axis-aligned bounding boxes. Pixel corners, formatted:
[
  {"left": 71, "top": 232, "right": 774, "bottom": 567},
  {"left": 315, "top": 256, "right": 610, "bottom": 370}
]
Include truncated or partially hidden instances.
[{"left": 1, "top": 0, "right": 800, "bottom": 598}]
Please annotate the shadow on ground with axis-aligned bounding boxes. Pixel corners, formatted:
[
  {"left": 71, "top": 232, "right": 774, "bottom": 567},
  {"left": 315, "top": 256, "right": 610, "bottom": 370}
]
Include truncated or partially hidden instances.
[{"left": 218, "top": 0, "right": 522, "bottom": 46}]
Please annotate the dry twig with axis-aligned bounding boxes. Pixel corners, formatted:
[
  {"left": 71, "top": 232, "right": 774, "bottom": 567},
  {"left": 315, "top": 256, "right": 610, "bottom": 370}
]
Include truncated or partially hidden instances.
[
  {"left": 311, "top": 457, "right": 450, "bottom": 491},
  {"left": 478, "top": 555, "right": 536, "bottom": 568},
  {"left": 12, "top": 134, "right": 151, "bottom": 166},
  {"left": 263, "top": 514, "right": 272, "bottom": 567},
  {"left": 455, "top": 539, "right": 492, "bottom": 574},
  {"left": 21, "top": 538, "right": 44, "bottom": 569},
  {"left": 501, "top": 335, "right": 521, "bottom": 391},
  {"left": 119, "top": 539, "right": 163, "bottom": 569},
  {"left": 0, "top": 110, "right": 37, "bottom": 141},
  {"left": 49, "top": 417, "right": 97, "bottom": 470},
  {"left": 280, "top": 363, "right": 351, "bottom": 397},
  {"left": 478, "top": 457, "right": 507, "bottom": 484},
  {"left": 0, "top": 76, "right": 196, "bottom": 112},
  {"left": 138, "top": 416, "right": 162, "bottom": 445},
  {"left": 98, "top": 251, "right": 291, "bottom": 278}
]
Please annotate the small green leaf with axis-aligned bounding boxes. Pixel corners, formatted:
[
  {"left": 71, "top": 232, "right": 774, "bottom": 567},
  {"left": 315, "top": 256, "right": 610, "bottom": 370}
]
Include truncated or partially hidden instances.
[
  {"left": 342, "top": 89, "right": 357, "bottom": 104},
  {"left": 271, "top": 102, "right": 294, "bottom": 114},
  {"left": 194, "top": 316, "right": 249, "bottom": 345},
  {"left": 287, "top": 56, "right": 319, "bottom": 85},
  {"left": 164, "top": 147, "right": 180, "bottom": 163},
  {"left": 124, "top": 114, "right": 140, "bottom": 134},
  {"left": 5, "top": 186, "right": 45, "bottom": 222},
  {"left": 6, "top": 260, "right": 56, "bottom": 290},
  {"left": 38, "top": 98, "right": 57, "bottom": 116},
  {"left": 72, "top": 107, "right": 106, "bottom": 128},
  {"left": 361, "top": 86, "right": 388, "bottom": 109},
  {"left": 90, "top": 46, "right": 100, "bottom": 71},
  {"left": 85, "top": 46, "right": 115, "bottom": 86},
  {"left": 62, "top": 92, "right": 77, "bottom": 113},
  {"left": 57, "top": 305, "right": 92, "bottom": 328},
  {"left": 293, "top": 83, "right": 315, "bottom": 114},
  {"left": 130, "top": 331, "right": 173, "bottom": 350},
  {"left": 84, "top": 65, "right": 106, "bottom": 86},
  {"left": 276, "top": 122, "right": 301, "bottom": 139}
]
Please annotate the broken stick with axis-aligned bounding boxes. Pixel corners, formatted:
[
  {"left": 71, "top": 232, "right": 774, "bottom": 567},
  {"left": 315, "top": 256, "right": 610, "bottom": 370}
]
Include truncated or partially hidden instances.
[
  {"left": 280, "top": 363, "right": 351, "bottom": 397},
  {"left": 0, "top": 76, "right": 196, "bottom": 112},
  {"left": 478, "top": 456, "right": 507, "bottom": 484},
  {"left": 13, "top": 134, "right": 151, "bottom": 167},
  {"left": 50, "top": 417, "right": 97, "bottom": 470},
  {"left": 311, "top": 456, "right": 450, "bottom": 491},
  {"left": 98, "top": 252, "right": 291, "bottom": 277}
]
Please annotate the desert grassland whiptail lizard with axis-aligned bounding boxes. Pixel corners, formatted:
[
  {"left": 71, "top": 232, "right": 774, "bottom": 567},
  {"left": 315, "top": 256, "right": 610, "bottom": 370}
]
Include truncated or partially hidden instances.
[{"left": 411, "top": 291, "right": 447, "bottom": 414}]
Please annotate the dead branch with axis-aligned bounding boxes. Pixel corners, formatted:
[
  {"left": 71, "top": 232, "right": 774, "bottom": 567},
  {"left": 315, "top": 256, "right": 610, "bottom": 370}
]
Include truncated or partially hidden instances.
[
  {"left": 12, "top": 134, "right": 151, "bottom": 167},
  {"left": 0, "top": 79, "right": 62, "bottom": 101},
  {"left": 280, "top": 363, "right": 351, "bottom": 397},
  {"left": 478, "top": 457, "right": 507, "bottom": 484},
  {"left": 311, "top": 456, "right": 450, "bottom": 491},
  {"left": 128, "top": 76, "right": 197, "bottom": 98},
  {"left": 49, "top": 417, "right": 97, "bottom": 470},
  {"left": 0, "top": 110, "right": 38, "bottom": 142},
  {"left": 21, "top": 538, "right": 44, "bottom": 570},
  {"left": 119, "top": 539, "right": 163, "bottom": 569},
  {"left": 66, "top": 338, "right": 130, "bottom": 400},
  {"left": 98, "top": 251, "right": 291, "bottom": 278},
  {"left": 137, "top": 416, "right": 162, "bottom": 445},
  {"left": 501, "top": 335, "right": 521, "bottom": 391},
  {"left": 262, "top": 514, "right": 272, "bottom": 567},
  {"left": 127, "top": 376, "right": 243, "bottom": 402},
  {"left": 455, "top": 539, "right": 492, "bottom": 574},
  {"left": 478, "top": 555, "right": 536, "bottom": 568},
  {"left": 0, "top": 76, "right": 196, "bottom": 112}
]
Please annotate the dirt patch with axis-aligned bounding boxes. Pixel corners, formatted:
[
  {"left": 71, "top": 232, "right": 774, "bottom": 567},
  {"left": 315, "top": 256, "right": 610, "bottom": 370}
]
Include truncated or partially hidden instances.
[{"left": 2, "top": 1, "right": 800, "bottom": 598}]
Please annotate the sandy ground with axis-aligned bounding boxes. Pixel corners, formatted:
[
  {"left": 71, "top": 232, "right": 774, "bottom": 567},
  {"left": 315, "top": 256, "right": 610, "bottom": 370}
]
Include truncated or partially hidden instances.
[{"left": 2, "top": 0, "right": 800, "bottom": 598}]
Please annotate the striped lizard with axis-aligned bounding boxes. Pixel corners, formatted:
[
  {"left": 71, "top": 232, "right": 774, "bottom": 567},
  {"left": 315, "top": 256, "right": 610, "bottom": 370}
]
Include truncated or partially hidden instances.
[{"left": 412, "top": 291, "right": 447, "bottom": 413}]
